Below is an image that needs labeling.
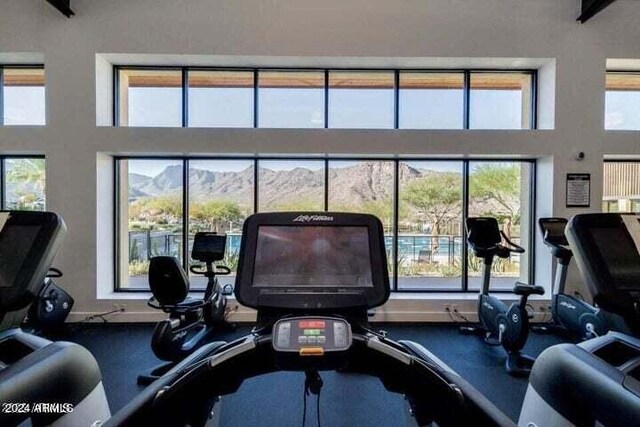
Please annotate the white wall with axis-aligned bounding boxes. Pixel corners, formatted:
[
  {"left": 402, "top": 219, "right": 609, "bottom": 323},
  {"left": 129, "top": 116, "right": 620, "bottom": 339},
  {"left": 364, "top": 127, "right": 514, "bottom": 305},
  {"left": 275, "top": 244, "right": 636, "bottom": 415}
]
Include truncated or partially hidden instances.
[{"left": 1, "top": 0, "right": 639, "bottom": 322}]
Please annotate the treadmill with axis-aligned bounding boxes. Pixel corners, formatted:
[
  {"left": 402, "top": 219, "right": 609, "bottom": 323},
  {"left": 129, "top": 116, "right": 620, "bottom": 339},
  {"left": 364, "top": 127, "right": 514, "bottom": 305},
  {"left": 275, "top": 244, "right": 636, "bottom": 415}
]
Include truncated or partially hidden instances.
[
  {"left": 0, "top": 211, "right": 110, "bottom": 426},
  {"left": 106, "top": 212, "right": 513, "bottom": 426},
  {"left": 519, "top": 213, "right": 640, "bottom": 427}
]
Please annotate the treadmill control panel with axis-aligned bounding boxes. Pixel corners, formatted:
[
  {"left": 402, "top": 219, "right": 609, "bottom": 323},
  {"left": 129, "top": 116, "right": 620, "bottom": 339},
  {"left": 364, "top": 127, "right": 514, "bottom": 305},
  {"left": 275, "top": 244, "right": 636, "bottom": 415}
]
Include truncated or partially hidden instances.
[{"left": 273, "top": 317, "right": 352, "bottom": 356}]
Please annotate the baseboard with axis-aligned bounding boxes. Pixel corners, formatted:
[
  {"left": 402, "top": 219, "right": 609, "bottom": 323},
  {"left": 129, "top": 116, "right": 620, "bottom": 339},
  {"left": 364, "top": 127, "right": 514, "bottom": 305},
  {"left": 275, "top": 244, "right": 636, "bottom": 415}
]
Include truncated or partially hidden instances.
[{"left": 66, "top": 308, "right": 551, "bottom": 324}]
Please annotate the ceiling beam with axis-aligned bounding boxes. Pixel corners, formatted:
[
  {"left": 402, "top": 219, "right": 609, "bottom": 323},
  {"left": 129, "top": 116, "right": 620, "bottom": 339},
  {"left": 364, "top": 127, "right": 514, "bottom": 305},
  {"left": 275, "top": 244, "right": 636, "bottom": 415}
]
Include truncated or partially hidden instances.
[
  {"left": 45, "top": 0, "right": 75, "bottom": 18},
  {"left": 577, "top": 0, "right": 618, "bottom": 23}
]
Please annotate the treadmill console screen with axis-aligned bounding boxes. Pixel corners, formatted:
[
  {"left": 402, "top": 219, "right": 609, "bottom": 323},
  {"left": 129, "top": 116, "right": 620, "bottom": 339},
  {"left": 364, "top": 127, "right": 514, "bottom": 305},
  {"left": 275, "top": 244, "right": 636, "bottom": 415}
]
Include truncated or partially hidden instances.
[
  {"left": 234, "top": 212, "right": 390, "bottom": 310},
  {"left": 0, "top": 211, "right": 66, "bottom": 313},
  {"left": 0, "top": 225, "right": 41, "bottom": 288},
  {"left": 253, "top": 226, "right": 373, "bottom": 288},
  {"left": 590, "top": 226, "right": 640, "bottom": 289}
]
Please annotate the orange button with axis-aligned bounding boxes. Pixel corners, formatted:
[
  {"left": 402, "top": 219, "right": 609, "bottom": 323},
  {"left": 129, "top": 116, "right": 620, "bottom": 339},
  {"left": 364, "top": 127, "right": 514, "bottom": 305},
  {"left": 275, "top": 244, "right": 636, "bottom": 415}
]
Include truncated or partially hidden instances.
[{"left": 299, "top": 347, "right": 325, "bottom": 356}]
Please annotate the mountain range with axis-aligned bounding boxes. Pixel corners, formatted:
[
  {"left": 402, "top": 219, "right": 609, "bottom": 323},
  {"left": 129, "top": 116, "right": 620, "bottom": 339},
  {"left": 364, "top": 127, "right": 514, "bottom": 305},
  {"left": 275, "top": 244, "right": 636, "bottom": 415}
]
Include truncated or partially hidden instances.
[{"left": 128, "top": 162, "right": 458, "bottom": 209}]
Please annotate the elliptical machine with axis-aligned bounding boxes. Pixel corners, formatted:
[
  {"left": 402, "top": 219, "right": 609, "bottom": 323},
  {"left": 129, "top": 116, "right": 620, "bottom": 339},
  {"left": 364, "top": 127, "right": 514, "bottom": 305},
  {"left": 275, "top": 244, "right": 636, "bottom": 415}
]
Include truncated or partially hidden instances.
[
  {"left": 463, "top": 217, "right": 544, "bottom": 376},
  {"left": 137, "top": 232, "right": 234, "bottom": 385},
  {"left": 537, "top": 217, "right": 608, "bottom": 340}
]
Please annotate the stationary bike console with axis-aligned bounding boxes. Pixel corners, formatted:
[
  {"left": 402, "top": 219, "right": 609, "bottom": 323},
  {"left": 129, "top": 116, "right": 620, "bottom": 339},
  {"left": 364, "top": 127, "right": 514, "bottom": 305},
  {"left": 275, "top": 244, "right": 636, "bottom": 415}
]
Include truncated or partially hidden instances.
[{"left": 192, "top": 232, "right": 226, "bottom": 263}]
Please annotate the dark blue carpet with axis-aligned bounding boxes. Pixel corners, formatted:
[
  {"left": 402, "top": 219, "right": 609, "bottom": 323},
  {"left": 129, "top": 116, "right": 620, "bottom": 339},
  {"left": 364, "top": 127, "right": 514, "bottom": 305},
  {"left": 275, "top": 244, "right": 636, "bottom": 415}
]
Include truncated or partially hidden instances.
[{"left": 49, "top": 322, "right": 568, "bottom": 425}]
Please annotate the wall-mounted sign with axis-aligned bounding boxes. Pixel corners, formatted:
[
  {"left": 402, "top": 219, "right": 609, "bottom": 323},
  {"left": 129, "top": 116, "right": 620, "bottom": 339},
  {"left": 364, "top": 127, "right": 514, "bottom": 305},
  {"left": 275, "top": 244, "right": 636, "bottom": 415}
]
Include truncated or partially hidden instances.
[{"left": 566, "top": 173, "right": 590, "bottom": 208}]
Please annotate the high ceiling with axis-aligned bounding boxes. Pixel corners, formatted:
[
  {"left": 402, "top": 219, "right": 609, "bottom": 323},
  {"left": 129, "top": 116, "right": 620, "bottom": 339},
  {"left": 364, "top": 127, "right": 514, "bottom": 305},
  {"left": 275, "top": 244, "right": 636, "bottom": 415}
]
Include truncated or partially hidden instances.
[{"left": 43, "top": 0, "right": 623, "bottom": 23}]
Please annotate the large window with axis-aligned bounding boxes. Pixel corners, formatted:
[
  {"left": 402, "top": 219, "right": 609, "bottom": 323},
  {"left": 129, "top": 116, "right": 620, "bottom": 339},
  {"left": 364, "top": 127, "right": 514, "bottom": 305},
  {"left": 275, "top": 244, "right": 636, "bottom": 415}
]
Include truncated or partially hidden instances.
[
  {"left": 603, "top": 161, "right": 640, "bottom": 213},
  {"left": 398, "top": 161, "right": 463, "bottom": 290},
  {"left": 1, "top": 66, "right": 45, "bottom": 125},
  {"left": 188, "top": 159, "right": 254, "bottom": 287},
  {"left": 117, "top": 159, "right": 184, "bottom": 289},
  {"left": 605, "top": 72, "right": 640, "bottom": 130},
  {"left": 328, "top": 71, "right": 395, "bottom": 128},
  {"left": 467, "top": 162, "right": 533, "bottom": 290},
  {"left": 399, "top": 73, "right": 464, "bottom": 129},
  {"left": 258, "top": 71, "right": 324, "bottom": 128},
  {"left": 188, "top": 70, "right": 254, "bottom": 127},
  {"left": 469, "top": 73, "right": 533, "bottom": 129},
  {"left": 118, "top": 69, "right": 182, "bottom": 127},
  {"left": 116, "top": 157, "right": 534, "bottom": 291},
  {"left": 1, "top": 157, "right": 46, "bottom": 210},
  {"left": 116, "top": 67, "right": 536, "bottom": 129}
]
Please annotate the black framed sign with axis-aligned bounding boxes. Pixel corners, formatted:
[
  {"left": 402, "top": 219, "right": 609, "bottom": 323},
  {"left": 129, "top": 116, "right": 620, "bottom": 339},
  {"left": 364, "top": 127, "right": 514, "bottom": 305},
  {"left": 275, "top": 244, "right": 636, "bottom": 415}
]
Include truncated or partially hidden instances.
[{"left": 566, "top": 173, "right": 591, "bottom": 208}]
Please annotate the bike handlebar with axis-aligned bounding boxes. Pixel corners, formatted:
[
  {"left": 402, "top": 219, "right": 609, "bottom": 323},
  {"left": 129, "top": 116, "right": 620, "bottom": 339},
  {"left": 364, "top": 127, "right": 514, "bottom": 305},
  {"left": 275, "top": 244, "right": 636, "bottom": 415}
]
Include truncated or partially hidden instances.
[{"left": 500, "top": 231, "right": 525, "bottom": 254}]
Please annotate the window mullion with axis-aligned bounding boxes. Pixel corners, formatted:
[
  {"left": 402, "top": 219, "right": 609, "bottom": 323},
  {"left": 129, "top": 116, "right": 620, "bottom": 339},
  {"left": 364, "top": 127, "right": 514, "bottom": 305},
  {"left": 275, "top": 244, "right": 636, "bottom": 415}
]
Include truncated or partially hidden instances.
[
  {"left": 324, "top": 159, "right": 329, "bottom": 211},
  {"left": 324, "top": 69, "right": 329, "bottom": 128},
  {"left": 531, "top": 71, "right": 538, "bottom": 130},
  {"left": 183, "top": 159, "right": 190, "bottom": 272},
  {"left": 463, "top": 71, "right": 470, "bottom": 129},
  {"left": 254, "top": 158, "right": 259, "bottom": 213},
  {"left": 0, "top": 67, "right": 4, "bottom": 126},
  {"left": 393, "top": 160, "right": 400, "bottom": 292},
  {"left": 462, "top": 161, "right": 470, "bottom": 291},
  {"left": 394, "top": 70, "right": 400, "bottom": 129},
  {"left": 528, "top": 162, "right": 537, "bottom": 285},
  {"left": 0, "top": 157, "right": 5, "bottom": 210},
  {"left": 182, "top": 68, "right": 188, "bottom": 128},
  {"left": 253, "top": 70, "right": 259, "bottom": 128},
  {"left": 112, "top": 66, "right": 119, "bottom": 126}
]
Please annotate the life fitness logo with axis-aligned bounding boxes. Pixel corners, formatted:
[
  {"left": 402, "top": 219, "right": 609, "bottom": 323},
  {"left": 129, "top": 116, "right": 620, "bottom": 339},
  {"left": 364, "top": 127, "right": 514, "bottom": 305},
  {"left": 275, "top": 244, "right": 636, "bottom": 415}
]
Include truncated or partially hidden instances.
[{"left": 293, "top": 215, "right": 334, "bottom": 222}]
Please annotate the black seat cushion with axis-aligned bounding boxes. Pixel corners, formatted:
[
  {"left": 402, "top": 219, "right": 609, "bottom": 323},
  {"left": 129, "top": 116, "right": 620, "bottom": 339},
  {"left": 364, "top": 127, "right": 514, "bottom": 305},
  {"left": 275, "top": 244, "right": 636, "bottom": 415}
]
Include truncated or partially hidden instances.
[
  {"left": 149, "top": 257, "right": 190, "bottom": 306},
  {"left": 513, "top": 282, "right": 545, "bottom": 296}
]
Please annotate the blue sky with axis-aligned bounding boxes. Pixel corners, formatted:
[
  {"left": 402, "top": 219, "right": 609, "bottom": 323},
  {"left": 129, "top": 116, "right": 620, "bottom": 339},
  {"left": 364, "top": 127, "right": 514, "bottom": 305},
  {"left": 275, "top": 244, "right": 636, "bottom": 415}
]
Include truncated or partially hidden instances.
[
  {"left": 124, "top": 86, "right": 526, "bottom": 177},
  {"left": 3, "top": 87, "right": 46, "bottom": 125}
]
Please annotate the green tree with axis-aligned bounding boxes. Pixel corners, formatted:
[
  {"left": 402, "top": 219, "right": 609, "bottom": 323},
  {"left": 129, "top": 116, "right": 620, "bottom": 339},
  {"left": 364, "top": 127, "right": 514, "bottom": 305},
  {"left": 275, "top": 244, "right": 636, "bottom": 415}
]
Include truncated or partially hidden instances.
[
  {"left": 469, "top": 164, "right": 521, "bottom": 236},
  {"left": 402, "top": 174, "right": 462, "bottom": 236},
  {"left": 5, "top": 158, "right": 46, "bottom": 210},
  {"left": 129, "top": 194, "right": 182, "bottom": 227},
  {"left": 190, "top": 200, "right": 243, "bottom": 232}
]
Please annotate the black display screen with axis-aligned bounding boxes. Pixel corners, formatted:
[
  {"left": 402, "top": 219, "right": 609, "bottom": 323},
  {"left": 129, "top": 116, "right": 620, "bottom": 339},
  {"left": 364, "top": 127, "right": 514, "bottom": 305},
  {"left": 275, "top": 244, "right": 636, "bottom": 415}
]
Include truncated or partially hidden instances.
[
  {"left": 0, "top": 225, "right": 41, "bottom": 288},
  {"left": 192, "top": 233, "right": 226, "bottom": 262},
  {"left": 252, "top": 226, "right": 373, "bottom": 288},
  {"left": 544, "top": 221, "right": 566, "bottom": 238},
  {"left": 591, "top": 227, "right": 640, "bottom": 289}
]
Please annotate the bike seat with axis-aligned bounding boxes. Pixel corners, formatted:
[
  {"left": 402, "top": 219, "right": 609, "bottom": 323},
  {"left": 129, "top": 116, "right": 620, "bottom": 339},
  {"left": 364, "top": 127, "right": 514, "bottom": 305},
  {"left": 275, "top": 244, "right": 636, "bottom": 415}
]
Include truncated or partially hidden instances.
[{"left": 513, "top": 282, "right": 545, "bottom": 296}]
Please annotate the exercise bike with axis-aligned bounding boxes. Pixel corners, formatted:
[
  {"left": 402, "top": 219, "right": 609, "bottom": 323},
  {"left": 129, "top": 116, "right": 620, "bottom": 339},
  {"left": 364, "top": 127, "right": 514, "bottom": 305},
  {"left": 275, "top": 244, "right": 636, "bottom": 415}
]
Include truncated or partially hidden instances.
[
  {"left": 536, "top": 217, "right": 608, "bottom": 340},
  {"left": 462, "top": 217, "right": 544, "bottom": 376},
  {"left": 137, "top": 232, "right": 234, "bottom": 385}
]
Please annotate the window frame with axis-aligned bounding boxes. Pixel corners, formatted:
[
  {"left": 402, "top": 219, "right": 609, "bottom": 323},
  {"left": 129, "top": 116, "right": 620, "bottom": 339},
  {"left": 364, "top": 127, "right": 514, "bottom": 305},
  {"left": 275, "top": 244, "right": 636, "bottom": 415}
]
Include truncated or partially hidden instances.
[
  {"left": 113, "top": 66, "right": 538, "bottom": 130},
  {"left": 114, "top": 156, "right": 536, "bottom": 293},
  {"left": 0, "top": 155, "right": 46, "bottom": 210},
  {"left": 605, "top": 70, "right": 640, "bottom": 131},
  {"left": 0, "top": 64, "right": 46, "bottom": 126},
  {"left": 603, "top": 158, "right": 640, "bottom": 214}
]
